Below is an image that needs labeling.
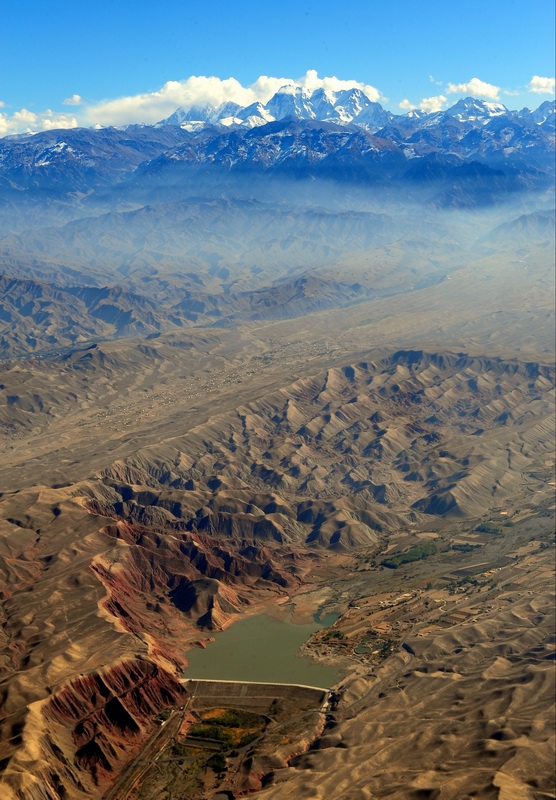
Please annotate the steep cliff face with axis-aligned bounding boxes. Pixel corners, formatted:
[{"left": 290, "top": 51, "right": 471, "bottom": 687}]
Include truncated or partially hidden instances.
[{"left": 91, "top": 519, "right": 302, "bottom": 637}]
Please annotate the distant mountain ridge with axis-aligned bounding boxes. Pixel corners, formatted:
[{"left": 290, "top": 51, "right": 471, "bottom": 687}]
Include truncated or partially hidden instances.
[
  {"left": 0, "top": 94, "right": 553, "bottom": 206},
  {"left": 155, "top": 87, "right": 554, "bottom": 134}
]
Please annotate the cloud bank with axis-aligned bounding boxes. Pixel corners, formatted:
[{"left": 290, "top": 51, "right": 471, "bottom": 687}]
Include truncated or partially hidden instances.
[{"left": 0, "top": 108, "right": 78, "bottom": 136}]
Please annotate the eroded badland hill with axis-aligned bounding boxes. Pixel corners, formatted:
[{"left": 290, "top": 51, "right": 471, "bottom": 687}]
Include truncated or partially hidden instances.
[{"left": 0, "top": 242, "right": 554, "bottom": 799}]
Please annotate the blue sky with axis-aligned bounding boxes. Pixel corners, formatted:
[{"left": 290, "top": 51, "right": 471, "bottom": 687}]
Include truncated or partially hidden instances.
[{"left": 1, "top": 0, "right": 554, "bottom": 133}]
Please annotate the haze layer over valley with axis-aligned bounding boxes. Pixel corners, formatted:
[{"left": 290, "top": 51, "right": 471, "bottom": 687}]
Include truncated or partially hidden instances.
[{"left": 0, "top": 90, "right": 554, "bottom": 800}]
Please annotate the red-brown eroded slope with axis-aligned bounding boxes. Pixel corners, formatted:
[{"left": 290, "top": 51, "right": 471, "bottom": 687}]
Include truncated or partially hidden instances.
[{"left": 0, "top": 489, "right": 315, "bottom": 799}]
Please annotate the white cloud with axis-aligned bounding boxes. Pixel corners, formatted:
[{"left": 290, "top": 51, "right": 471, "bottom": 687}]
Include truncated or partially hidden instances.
[
  {"left": 63, "top": 94, "right": 83, "bottom": 106},
  {"left": 399, "top": 94, "right": 447, "bottom": 113},
  {"left": 41, "top": 112, "right": 79, "bottom": 130},
  {"left": 0, "top": 108, "right": 78, "bottom": 136},
  {"left": 528, "top": 75, "right": 555, "bottom": 94},
  {"left": 446, "top": 78, "right": 500, "bottom": 100},
  {"left": 418, "top": 94, "right": 448, "bottom": 113}
]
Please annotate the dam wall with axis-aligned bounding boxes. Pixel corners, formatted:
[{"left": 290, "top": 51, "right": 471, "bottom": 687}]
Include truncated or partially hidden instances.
[{"left": 182, "top": 679, "right": 328, "bottom": 711}]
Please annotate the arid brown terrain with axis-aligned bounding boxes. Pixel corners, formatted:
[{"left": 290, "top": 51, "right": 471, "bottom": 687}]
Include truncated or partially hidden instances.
[{"left": 0, "top": 225, "right": 554, "bottom": 800}]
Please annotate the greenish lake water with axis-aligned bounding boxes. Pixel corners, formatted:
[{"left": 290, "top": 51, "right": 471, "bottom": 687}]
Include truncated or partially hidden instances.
[{"left": 184, "top": 613, "right": 342, "bottom": 688}]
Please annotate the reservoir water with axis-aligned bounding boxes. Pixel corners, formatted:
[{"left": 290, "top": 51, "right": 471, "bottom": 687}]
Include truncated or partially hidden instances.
[{"left": 184, "top": 613, "right": 342, "bottom": 687}]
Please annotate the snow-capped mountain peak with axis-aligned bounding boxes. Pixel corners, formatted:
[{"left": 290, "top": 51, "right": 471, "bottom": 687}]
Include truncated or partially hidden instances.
[
  {"left": 445, "top": 97, "right": 508, "bottom": 123},
  {"left": 210, "top": 101, "right": 242, "bottom": 122},
  {"left": 157, "top": 104, "right": 216, "bottom": 126},
  {"left": 266, "top": 85, "right": 316, "bottom": 120},
  {"left": 308, "top": 87, "right": 340, "bottom": 120},
  {"left": 521, "top": 99, "right": 556, "bottom": 128},
  {"left": 236, "top": 101, "right": 274, "bottom": 123}
]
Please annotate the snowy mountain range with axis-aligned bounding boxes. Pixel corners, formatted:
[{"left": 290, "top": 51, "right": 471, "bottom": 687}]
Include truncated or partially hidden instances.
[
  {"left": 157, "top": 86, "right": 397, "bottom": 130},
  {"left": 156, "top": 86, "right": 554, "bottom": 134},
  {"left": 0, "top": 91, "right": 553, "bottom": 210}
]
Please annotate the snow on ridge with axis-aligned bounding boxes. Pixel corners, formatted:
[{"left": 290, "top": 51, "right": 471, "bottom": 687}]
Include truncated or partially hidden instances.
[{"left": 151, "top": 92, "right": 553, "bottom": 138}]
